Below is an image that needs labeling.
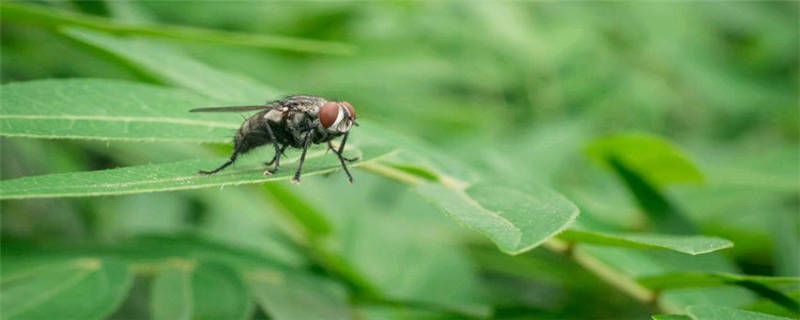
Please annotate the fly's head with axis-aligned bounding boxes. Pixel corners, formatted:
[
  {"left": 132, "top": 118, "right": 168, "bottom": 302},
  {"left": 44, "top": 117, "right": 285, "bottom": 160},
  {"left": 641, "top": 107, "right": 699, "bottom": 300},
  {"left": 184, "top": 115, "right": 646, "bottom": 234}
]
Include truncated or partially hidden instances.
[{"left": 320, "top": 101, "right": 358, "bottom": 134}]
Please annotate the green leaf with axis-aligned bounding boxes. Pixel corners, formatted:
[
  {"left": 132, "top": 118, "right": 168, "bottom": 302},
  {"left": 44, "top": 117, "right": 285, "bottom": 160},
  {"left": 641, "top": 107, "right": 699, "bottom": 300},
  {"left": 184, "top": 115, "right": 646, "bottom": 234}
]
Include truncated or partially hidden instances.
[
  {"left": 263, "top": 183, "right": 333, "bottom": 239},
  {"left": 0, "top": 258, "right": 132, "bottom": 320},
  {"left": 0, "top": 79, "right": 237, "bottom": 143},
  {"left": 1, "top": 2, "right": 355, "bottom": 55},
  {"left": 638, "top": 272, "right": 799, "bottom": 312},
  {"left": 418, "top": 182, "right": 579, "bottom": 255},
  {"left": 247, "top": 270, "right": 351, "bottom": 320},
  {"left": 586, "top": 134, "right": 700, "bottom": 234},
  {"left": 559, "top": 229, "right": 733, "bottom": 255},
  {"left": 638, "top": 272, "right": 800, "bottom": 290},
  {"left": 687, "top": 305, "right": 794, "bottom": 320},
  {"left": 608, "top": 155, "right": 698, "bottom": 234},
  {"left": 62, "top": 28, "right": 278, "bottom": 103},
  {"left": 586, "top": 133, "right": 703, "bottom": 185},
  {"left": 747, "top": 289, "right": 800, "bottom": 318},
  {"left": 151, "top": 261, "right": 252, "bottom": 320},
  {"left": 653, "top": 315, "right": 692, "bottom": 320},
  {"left": 0, "top": 143, "right": 393, "bottom": 199}
]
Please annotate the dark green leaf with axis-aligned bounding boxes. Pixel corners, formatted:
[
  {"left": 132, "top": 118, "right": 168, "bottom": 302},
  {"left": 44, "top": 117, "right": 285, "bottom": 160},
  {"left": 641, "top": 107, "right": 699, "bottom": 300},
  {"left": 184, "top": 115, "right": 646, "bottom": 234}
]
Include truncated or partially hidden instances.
[
  {"left": 586, "top": 133, "right": 703, "bottom": 185},
  {"left": 1, "top": 258, "right": 132, "bottom": 320},
  {"left": 608, "top": 156, "right": 698, "bottom": 234}
]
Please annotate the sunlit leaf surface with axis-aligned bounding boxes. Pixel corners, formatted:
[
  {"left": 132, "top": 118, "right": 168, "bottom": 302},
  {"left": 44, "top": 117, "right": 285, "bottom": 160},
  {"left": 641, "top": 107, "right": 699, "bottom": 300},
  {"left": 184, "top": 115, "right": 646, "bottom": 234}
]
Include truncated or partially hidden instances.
[
  {"left": 687, "top": 305, "right": 794, "bottom": 320},
  {"left": 560, "top": 229, "right": 733, "bottom": 255},
  {"left": 419, "top": 182, "right": 579, "bottom": 255},
  {"left": 0, "top": 144, "right": 392, "bottom": 199}
]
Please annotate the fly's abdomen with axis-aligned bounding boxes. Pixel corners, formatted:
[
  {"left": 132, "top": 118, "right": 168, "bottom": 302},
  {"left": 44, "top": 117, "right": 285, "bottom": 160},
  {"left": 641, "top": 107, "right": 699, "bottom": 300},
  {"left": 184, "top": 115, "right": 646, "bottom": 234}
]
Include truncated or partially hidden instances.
[{"left": 233, "top": 112, "right": 272, "bottom": 154}]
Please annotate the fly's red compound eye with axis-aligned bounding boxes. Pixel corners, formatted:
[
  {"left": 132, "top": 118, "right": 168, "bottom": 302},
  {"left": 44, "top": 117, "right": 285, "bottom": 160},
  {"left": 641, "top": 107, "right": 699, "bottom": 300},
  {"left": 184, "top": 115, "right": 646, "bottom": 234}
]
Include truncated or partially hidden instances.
[
  {"left": 320, "top": 101, "right": 340, "bottom": 128},
  {"left": 341, "top": 101, "right": 356, "bottom": 120}
]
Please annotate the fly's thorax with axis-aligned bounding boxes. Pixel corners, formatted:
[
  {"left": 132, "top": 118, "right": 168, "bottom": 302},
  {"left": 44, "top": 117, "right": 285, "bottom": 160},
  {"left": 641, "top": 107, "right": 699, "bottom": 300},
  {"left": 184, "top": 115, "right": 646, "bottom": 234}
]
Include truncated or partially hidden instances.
[{"left": 263, "top": 109, "right": 283, "bottom": 122}]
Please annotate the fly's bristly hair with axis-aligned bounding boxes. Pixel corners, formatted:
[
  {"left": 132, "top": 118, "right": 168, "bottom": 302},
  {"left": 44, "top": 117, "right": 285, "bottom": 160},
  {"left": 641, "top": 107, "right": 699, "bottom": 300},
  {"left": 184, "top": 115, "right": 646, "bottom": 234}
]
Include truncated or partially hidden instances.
[{"left": 193, "top": 94, "right": 359, "bottom": 184}]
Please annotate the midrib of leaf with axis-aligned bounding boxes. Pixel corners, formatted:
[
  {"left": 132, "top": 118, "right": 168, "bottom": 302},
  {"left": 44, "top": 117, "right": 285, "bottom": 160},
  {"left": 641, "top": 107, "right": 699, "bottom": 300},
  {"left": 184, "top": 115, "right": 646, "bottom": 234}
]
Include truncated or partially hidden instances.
[
  {"left": 0, "top": 147, "right": 390, "bottom": 199},
  {"left": 5, "top": 268, "right": 93, "bottom": 318},
  {"left": 0, "top": 114, "right": 237, "bottom": 129}
]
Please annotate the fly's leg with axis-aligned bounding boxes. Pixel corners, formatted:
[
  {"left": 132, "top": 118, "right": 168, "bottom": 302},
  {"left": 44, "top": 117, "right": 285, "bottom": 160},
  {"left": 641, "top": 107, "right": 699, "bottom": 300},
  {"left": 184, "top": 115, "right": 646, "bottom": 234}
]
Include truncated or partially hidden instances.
[
  {"left": 327, "top": 132, "right": 357, "bottom": 184},
  {"left": 199, "top": 151, "right": 238, "bottom": 175},
  {"left": 263, "top": 122, "right": 284, "bottom": 175},
  {"left": 291, "top": 132, "right": 313, "bottom": 184},
  {"left": 327, "top": 132, "right": 359, "bottom": 162},
  {"left": 265, "top": 145, "right": 287, "bottom": 166}
]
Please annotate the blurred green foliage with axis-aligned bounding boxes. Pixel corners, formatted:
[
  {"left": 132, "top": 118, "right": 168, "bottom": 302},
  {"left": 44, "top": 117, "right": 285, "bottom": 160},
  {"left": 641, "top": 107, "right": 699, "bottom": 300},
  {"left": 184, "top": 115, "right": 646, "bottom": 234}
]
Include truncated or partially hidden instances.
[{"left": 1, "top": 1, "right": 798, "bottom": 319}]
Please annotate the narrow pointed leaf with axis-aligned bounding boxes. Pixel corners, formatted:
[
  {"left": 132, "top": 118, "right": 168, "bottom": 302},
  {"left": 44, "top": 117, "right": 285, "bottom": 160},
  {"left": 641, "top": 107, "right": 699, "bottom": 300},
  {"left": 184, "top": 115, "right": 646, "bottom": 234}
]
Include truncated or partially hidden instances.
[
  {"left": 638, "top": 272, "right": 800, "bottom": 290},
  {"left": 653, "top": 315, "right": 692, "bottom": 320},
  {"left": 639, "top": 272, "right": 800, "bottom": 312},
  {"left": 559, "top": 229, "right": 733, "bottom": 255},
  {"left": 0, "top": 144, "right": 392, "bottom": 199},
  {"left": 687, "top": 305, "right": 794, "bottom": 320}
]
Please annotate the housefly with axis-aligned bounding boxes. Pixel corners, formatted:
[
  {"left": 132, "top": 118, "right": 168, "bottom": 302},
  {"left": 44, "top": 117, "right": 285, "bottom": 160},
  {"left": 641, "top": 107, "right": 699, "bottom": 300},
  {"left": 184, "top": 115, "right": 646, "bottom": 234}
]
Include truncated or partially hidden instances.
[{"left": 190, "top": 95, "right": 359, "bottom": 184}]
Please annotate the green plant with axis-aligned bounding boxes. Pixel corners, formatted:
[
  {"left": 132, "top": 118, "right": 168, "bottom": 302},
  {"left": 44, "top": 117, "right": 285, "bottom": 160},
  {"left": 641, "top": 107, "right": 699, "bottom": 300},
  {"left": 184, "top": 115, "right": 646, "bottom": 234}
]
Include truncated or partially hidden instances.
[{"left": 2, "top": 2, "right": 797, "bottom": 319}]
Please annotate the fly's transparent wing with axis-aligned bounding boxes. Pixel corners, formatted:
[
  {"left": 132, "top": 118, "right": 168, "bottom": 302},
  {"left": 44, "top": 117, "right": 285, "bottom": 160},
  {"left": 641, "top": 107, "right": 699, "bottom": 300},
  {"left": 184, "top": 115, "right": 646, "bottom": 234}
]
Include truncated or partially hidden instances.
[{"left": 189, "top": 105, "right": 273, "bottom": 113}]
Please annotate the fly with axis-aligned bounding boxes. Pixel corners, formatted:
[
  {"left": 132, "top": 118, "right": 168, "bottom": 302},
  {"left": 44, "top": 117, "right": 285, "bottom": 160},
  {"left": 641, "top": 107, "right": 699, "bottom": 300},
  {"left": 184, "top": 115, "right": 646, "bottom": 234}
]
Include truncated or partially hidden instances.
[{"left": 190, "top": 95, "right": 359, "bottom": 184}]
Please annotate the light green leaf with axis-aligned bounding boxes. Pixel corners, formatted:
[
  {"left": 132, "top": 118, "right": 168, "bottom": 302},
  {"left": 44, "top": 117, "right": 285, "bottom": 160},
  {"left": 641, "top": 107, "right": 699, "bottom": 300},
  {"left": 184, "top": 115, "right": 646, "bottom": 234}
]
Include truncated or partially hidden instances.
[
  {"left": 653, "top": 315, "right": 692, "bottom": 320},
  {"left": 586, "top": 133, "right": 703, "bottom": 185},
  {"left": 151, "top": 261, "right": 252, "bottom": 320},
  {"left": 247, "top": 270, "right": 351, "bottom": 320},
  {"left": 687, "top": 305, "right": 793, "bottom": 320},
  {"left": 0, "top": 144, "right": 393, "bottom": 199},
  {"left": 0, "top": 79, "right": 237, "bottom": 143},
  {"left": 1, "top": 2, "right": 354, "bottom": 55},
  {"left": 638, "top": 272, "right": 800, "bottom": 290},
  {"left": 639, "top": 272, "right": 799, "bottom": 312},
  {"left": 62, "top": 28, "right": 278, "bottom": 103},
  {"left": 418, "top": 182, "right": 579, "bottom": 255},
  {"left": 0, "top": 258, "right": 132, "bottom": 320},
  {"left": 559, "top": 229, "right": 733, "bottom": 255}
]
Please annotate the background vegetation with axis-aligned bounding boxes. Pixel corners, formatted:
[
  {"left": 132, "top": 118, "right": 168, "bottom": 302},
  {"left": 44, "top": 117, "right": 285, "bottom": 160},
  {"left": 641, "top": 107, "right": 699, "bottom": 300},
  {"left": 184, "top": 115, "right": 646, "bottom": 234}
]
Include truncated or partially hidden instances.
[{"left": 1, "top": 1, "right": 798, "bottom": 319}]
